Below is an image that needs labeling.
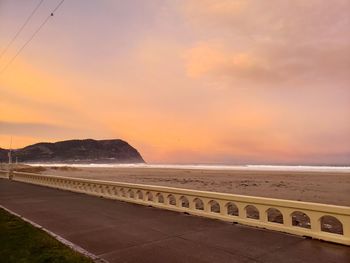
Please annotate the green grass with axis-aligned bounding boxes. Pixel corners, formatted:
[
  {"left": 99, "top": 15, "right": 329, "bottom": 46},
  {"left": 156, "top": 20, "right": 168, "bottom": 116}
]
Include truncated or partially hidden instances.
[{"left": 0, "top": 208, "right": 94, "bottom": 263}]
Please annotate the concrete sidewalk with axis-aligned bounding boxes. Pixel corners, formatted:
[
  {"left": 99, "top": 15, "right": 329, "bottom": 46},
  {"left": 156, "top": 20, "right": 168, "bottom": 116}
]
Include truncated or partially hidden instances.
[{"left": 0, "top": 179, "right": 349, "bottom": 263}]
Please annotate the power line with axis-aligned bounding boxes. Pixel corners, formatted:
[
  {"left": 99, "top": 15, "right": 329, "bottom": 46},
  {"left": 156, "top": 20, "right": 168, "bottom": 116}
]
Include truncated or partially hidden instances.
[
  {"left": 0, "top": 15, "right": 51, "bottom": 75},
  {"left": 0, "top": 0, "right": 65, "bottom": 75},
  {"left": 0, "top": 0, "right": 45, "bottom": 61}
]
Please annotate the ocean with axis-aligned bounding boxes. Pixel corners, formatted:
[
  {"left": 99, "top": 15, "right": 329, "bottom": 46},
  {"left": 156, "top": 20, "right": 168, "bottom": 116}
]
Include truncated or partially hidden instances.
[{"left": 27, "top": 163, "right": 350, "bottom": 173}]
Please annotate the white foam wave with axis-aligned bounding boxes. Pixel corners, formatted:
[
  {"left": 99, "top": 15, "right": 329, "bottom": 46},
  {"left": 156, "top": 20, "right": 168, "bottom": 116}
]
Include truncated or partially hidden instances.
[{"left": 26, "top": 163, "right": 350, "bottom": 172}]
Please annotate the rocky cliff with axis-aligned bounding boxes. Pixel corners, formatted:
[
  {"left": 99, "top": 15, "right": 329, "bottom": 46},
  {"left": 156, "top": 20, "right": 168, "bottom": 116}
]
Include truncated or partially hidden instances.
[{"left": 0, "top": 139, "right": 144, "bottom": 163}]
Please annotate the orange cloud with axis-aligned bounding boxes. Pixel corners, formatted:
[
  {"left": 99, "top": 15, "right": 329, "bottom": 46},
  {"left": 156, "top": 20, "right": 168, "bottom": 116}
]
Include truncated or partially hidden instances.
[
  {"left": 183, "top": 0, "right": 247, "bottom": 20},
  {"left": 184, "top": 42, "right": 267, "bottom": 79},
  {"left": 1, "top": 1, "right": 349, "bottom": 164}
]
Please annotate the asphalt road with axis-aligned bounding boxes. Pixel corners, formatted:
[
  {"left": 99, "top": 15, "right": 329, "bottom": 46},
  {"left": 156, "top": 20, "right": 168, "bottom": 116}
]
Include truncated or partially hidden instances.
[{"left": 0, "top": 179, "right": 349, "bottom": 263}]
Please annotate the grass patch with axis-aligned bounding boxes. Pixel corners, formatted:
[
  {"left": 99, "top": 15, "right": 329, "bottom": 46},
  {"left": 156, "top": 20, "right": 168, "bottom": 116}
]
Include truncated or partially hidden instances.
[{"left": 0, "top": 208, "right": 93, "bottom": 263}]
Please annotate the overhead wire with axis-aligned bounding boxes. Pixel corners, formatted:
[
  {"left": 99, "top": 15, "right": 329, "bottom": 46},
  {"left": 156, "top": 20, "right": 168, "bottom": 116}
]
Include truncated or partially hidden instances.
[
  {"left": 0, "top": 0, "right": 45, "bottom": 61},
  {"left": 0, "top": 0, "right": 65, "bottom": 75}
]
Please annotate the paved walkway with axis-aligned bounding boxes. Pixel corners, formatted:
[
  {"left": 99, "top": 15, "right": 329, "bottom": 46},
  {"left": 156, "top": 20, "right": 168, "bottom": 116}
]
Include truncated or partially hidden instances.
[{"left": 0, "top": 179, "right": 349, "bottom": 263}]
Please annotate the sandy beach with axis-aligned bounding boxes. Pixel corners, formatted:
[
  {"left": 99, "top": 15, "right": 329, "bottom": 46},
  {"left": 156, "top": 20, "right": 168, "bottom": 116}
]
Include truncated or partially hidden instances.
[{"left": 17, "top": 165, "right": 350, "bottom": 206}]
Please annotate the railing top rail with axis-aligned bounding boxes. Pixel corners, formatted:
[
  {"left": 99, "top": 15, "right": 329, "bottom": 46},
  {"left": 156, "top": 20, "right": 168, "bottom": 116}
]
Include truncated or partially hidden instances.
[{"left": 8, "top": 170, "right": 350, "bottom": 215}]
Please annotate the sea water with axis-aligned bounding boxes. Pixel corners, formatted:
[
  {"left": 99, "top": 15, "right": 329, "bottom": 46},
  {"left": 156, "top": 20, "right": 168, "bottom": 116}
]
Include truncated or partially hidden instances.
[{"left": 27, "top": 163, "right": 350, "bottom": 173}]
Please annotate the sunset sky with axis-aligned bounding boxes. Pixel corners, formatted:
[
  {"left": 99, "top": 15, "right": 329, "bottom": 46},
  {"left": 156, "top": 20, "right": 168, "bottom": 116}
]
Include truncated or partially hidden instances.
[{"left": 0, "top": 0, "right": 349, "bottom": 164}]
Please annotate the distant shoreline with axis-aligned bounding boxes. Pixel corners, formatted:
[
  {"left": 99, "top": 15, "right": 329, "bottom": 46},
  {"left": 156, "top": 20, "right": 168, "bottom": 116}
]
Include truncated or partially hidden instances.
[{"left": 26, "top": 163, "right": 350, "bottom": 173}]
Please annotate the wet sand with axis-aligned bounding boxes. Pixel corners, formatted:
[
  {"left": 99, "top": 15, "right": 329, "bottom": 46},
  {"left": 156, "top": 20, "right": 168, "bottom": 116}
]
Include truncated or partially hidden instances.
[{"left": 28, "top": 166, "right": 350, "bottom": 206}]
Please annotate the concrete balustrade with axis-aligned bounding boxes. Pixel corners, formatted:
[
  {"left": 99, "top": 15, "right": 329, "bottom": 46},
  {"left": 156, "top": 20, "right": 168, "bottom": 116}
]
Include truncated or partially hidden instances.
[{"left": 0, "top": 170, "right": 349, "bottom": 245}]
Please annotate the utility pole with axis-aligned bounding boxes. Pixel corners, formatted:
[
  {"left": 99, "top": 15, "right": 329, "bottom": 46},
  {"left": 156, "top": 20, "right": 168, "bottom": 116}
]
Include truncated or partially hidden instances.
[{"left": 8, "top": 137, "right": 13, "bottom": 180}]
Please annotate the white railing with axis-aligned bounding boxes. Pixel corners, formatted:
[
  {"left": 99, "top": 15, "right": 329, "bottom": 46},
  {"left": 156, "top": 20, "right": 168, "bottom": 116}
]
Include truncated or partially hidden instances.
[{"left": 1, "top": 170, "right": 349, "bottom": 245}]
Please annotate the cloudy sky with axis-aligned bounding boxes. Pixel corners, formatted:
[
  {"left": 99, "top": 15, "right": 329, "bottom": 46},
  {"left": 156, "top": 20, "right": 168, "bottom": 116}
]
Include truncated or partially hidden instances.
[{"left": 0, "top": 0, "right": 349, "bottom": 164}]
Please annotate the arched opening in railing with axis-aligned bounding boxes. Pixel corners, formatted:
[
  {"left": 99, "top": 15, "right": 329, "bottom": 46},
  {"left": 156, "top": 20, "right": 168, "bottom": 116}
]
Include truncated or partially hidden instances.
[
  {"left": 104, "top": 185, "right": 111, "bottom": 195},
  {"left": 156, "top": 193, "right": 164, "bottom": 204},
  {"left": 136, "top": 190, "right": 143, "bottom": 200},
  {"left": 93, "top": 184, "right": 99, "bottom": 193},
  {"left": 89, "top": 184, "right": 94, "bottom": 193},
  {"left": 80, "top": 183, "right": 85, "bottom": 191},
  {"left": 100, "top": 185, "right": 106, "bottom": 194},
  {"left": 291, "top": 211, "right": 311, "bottom": 229},
  {"left": 193, "top": 198, "right": 204, "bottom": 210},
  {"left": 103, "top": 186, "right": 110, "bottom": 195},
  {"left": 104, "top": 186, "right": 110, "bottom": 195},
  {"left": 167, "top": 194, "right": 176, "bottom": 206},
  {"left": 111, "top": 187, "right": 118, "bottom": 196},
  {"left": 226, "top": 202, "right": 239, "bottom": 216},
  {"left": 320, "top": 215, "right": 343, "bottom": 235},
  {"left": 120, "top": 188, "right": 126, "bottom": 197},
  {"left": 128, "top": 189, "right": 135, "bottom": 199},
  {"left": 86, "top": 184, "right": 92, "bottom": 192},
  {"left": 146, "top": 192, "right": 154, "bottom": 202},
  {"left": 245, "top": 205, "right": 260, "bottom": 220},
  {"left": 209, "top": 200, "right": 220, "bottom": 213},
  {"left": 267, "top": 208, "right": 284, "bottom": 224},
  {"left": 180, "top": 196, "right": 189, "bottom": 208}
]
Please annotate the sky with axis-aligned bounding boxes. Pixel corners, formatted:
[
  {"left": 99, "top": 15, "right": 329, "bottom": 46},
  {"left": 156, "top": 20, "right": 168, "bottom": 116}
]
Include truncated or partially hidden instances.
[{"left": 0, "top": 0, "right": 349, "bottom": 164}]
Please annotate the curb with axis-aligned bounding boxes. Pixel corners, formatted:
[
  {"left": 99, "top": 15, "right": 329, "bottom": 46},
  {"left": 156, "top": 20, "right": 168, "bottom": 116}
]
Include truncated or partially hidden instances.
[{"left": 0, "top": 205, "right": 107, "bottom": 263}]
